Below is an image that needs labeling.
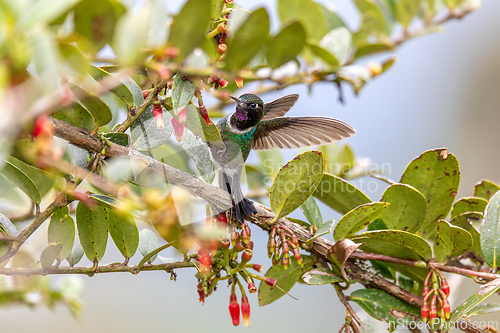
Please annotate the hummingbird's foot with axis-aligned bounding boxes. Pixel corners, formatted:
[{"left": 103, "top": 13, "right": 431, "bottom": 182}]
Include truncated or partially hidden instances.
[{"left": 234, "top": 198, "right": 257, "bottom": 223}]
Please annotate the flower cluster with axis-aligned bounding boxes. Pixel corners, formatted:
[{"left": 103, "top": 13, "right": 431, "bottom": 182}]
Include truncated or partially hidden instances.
[
  {"left": 421, "top": 268, "right": 451, "bottom": 323},
  {"left": 267, "top": 224, "right": 303, "bottom": 269}
]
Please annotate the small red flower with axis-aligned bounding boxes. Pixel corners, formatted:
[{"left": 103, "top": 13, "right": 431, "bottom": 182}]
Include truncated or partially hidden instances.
[
  {"left": 247, "top": 282, "right": 256, "bottom": 294},
  {"left": 251, "top": 264, "right": 263, "bottom": 273},
  {"left": 197, "top": 248, "right": 212, "bottom": 277},
  {"left": 198, "top": 105, "right": 211, "bottom": 126},
  {"left": 241, "top": 249, "right": 253, "bottom": 263},
  {"left": 197, "top": 282, "right": 205, "bottom": 303},
  {"left": 228, "top": 294, "right": 240, "bottom": 326},
  {"left": 265, "top": 277, "right": 276, "bottom": 288},
  {"left": 171, "top": 118, "right": 184, "bottom": 141},
  {"left": 241, "top": 295, "right": 251, "bottom": 327},
  {"left": 32, "top": 115, "right": 54, "bottom": 139},
  {"left": 153, "top": 104, "right": 164, "bottom": 128}
]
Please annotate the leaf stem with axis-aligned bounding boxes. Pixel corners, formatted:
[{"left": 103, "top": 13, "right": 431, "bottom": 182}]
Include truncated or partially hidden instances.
[{"left": 138, "top": 241, "right": 177, "bottom": 270}]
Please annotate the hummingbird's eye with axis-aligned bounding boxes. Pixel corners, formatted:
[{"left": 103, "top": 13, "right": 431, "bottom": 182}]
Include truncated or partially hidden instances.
[{"left": 249, "top": 103, "right": 257, "bottom": 109}]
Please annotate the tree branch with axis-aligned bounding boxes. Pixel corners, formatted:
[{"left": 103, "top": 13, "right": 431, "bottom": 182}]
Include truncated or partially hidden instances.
[{"left": 0, "top": 261, "right": 195, "bottom": 276}]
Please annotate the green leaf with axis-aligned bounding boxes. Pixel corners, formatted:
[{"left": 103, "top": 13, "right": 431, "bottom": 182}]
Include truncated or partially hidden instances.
[
  {"left": 302, "top": 267, "right": 343, "bottom": 285},
  {"left": 300, "top": 196, "right": 322, "bottom": 228},
  {"left": 277, "top": 0, "right": 328, "bottom": 41},
  {"left": 52, "top": 103, "right": 95, "bottom": 132},
  {"left": 7, "top": 157, "right": 54, "bottom": 197},
  {"left": 309, "top": 219, "right": 335, "bottom": 241},
  {"left": 270, "top": 151, "right": 324, "bottom": 218},
  {"left": 48, "top": 206, "right": 76, "bottom": 260},
  {"left": 313, "top": 173, "right": 371, "bottom": 215},
  {"left": 75, "top": 202, "right": 109, "bottom": 262},
  {"left": 40, "top": 243, "right": 63, "bottom": 269},
  {"left": 113, "top": 0, "right": 166, "bottom": 65},
  {"left": 182, "top": 104, "right": 222, "bottom": 144},
  {"left": 319, "top": 27, "right": 352, "bottom": 65},
  {"left": 400, "top": 148, "right": 460, "bottom": 238},
  {"left": 451, "top": 197, "right": 488, "bottom": 218},
  {"left": 168, "top": 0, "right": 212, "bottom": 61},
  {"left": 449, "top": 212, "right": 482, "bottom": 256},
  {"left": 481, "top": 190, "right": 500, "bottom": 269},
  {"left": 225, "top": 7, "right": 270, "bottom": 71},
  {"left": 0, "top": 213, "right": 19, "bottom": 237},
  {"left": 19, "top": 0, "right": 79, "bottom": 30},
  {"left": 108, "top": 209, "right": 139, "bottom": 259},
  {"left": 72, "top": 85, "right": 113, "bottom": 126},
  {"left": 349, "top": 289, "right": 420, "bottom": 326},
  {"left": 446, "top": 278, "right": 500, "bottom": 332},
  {"left": 466, "top": 303, "right": 500, "bottom": 317},
  {"left": 394, "top": 0, "right": 421, "bottom": 28},
  {"left": 89, "top": 194, "right": 119, "bottom": 209},
  {"left": 334, "top": 202, "right": 389, "bottom": 241},
  {"left": 318, "top": 3, "right": 347, "bottom": 30},
  {"left": 474, "top": 180, "right": 500, "bottom": 201},
  {"left": 103, "top": 133, "right": 130, "bottom": 147},
  {"left": 88, "top": 66, "right": 134, "bottom": 106},
  {"left": 171, "top": 74, "right": 196, "bottom": 115},
  {"left": 379, "top": 183, "right": 427, "bottom": 233},
  {"left": 351, "top": 230, "right": 433, "bottom": 261},
  {"left": 74, "top": 0, "right": 121, "bottom": 54},
  {"left": 66, "top": 237, "right": 84, "bottom": 266},
  {"left": 354, "top": 42, "right": 394, "bottom": 59},
  {"left": 179, "top": 131, "right": 216, "bottom": 183},
  {"left": 266, "top": 21, "right": 306, "bottom": 69},
  {"left": 130, "top": 104, "right": 173, "bottom": 150},
  {"left": 353, "top": 0, "right": 389, "bottom": 39},
  {"left": 307, "top": 42, "right": 339, "bottom": 68},
  {"left": 434, "top": 220, "right": 472, "bottom": 262},
  {"left": 0, "top": 160, "right": 41, "bottom": 204},
  {"left": 139, "top": 229, "right": 158, "bottom": 262},
  {"left": 258, "top": 255, "right": 313, "bottom": 306}
]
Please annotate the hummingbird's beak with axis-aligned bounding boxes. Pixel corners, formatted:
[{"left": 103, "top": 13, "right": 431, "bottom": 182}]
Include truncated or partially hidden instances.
[{"left": 230, "top": 96, "right": 240, "bottom": 103}]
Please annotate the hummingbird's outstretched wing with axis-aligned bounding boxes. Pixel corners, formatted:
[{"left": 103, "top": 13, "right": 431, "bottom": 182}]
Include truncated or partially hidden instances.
[
  {"left": 262, "top": 94, "right": 299, "bottom": 120},
  {"left": 252, "top": 116, "right": 355, "bottom": 150}
]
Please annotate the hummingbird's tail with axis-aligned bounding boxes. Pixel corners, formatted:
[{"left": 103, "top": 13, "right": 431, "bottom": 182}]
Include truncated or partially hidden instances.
[{"left": 220, "top": 172, "right": 257, "bottom": 223}]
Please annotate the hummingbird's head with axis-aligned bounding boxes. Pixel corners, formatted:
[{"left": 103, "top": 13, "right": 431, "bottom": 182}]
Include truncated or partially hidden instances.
[{"left": 230, "top": 94, "right": 264, "bottom": 130}]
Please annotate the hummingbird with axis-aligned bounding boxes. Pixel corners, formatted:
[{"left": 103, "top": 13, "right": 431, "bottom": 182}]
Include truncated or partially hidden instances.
[{"left": 210, "top": 93, "right": 356, "bottom": 223}]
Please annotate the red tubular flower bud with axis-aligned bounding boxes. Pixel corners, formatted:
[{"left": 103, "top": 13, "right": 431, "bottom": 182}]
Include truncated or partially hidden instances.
[
  {"left": 267, "top": 237, "right": 275, "bottom": 259},
  {"left": 429, "top": 294, "right": 437, "bottom": 320},
  {"left": 282, "top": 241, "right": 289, "bottom": 260},
  {"left": 424, "top": 270, "right": 433, "bottom": 288},
  {"left": 270, "top": 227, "right": 276, "bottom": 239},
  {"left": 171, "top": 117, "right": 184, "bottom": 141},
  {"left": 241, "top": 295, "right": 251, "bottom": 327},
  {"left": 197, "top": 282, "right": 205, "bottom": 303},
  {"left": 265, "top": 277, "right": 277, "bottom": 288},
  {"left": 142, "top": 89, "right": 152, "bottom": 99},
  {"left": 217, "top": 213, "right": 227, "bottom": 226},
  {"left": 228, "top": 294, "right": 240, "bottom": 326},
  {"left": 241, "top": 229, "right": 249, "bottom": 244},
  {"left": 198, "top": 105, "right": 211, "bottom": 126},
  {"left": 197, "top": 248, "right": 212, "bottom": 277},
  {"left": 233, "top": 241, "right": 244, "bottom": 252},
  {"left": 210, "top": 239, "right": 218, "bottom": 256},
  {"left": 421, "top": 300, "right": 429, "bottom": 323},
  {"left": 440, "top": 279, "right": 450, "bottom": 298},
  {"left": 291, "top": 234, "right": 299, "bottom": 248},
  {"left": 235, "top": 77, "right": 243, "bottom": 88},
  {"left": 293, "top": 248, "right": 303, "bottom": 266},
  {"left": 437, "top": 297, "right": 444, "bottom": 320},
  {"left": 282, "top": 256, "right": 289, "bottom": 270},
  {"left": 218, "top": 78, "right": 228, "bottom": 88},
  {"left": 177, "top": 107, "right": 187, "bottom": 123},
  {"left": 274, "top": 244, "right": 280, "bottom": 261},
  {"left": 32, "top": 115, "right": 54, "bottom": 138},
  {"left": 442, "top": 298, "right": 451, "bottom": 320},
  {"left": 251, "top": 264, "right": 263, "bottom": 273},
  {"left": 244, "top": 240, "right": 254, "bottom": 250},
  {"left": 231, "top": 230, "right": 238, "bottom": 246},
  {"left": 241, "top": 249, "right": 253, "bottom": 263},
  {"left": 247, "top": 282, "right": 256, "bottom": 294},
  {"left": 422, "top": 285, "right": 430, "bottom": 299},
  {"left": 153, "top": 104, "right": 164, "bottom": 128}
]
